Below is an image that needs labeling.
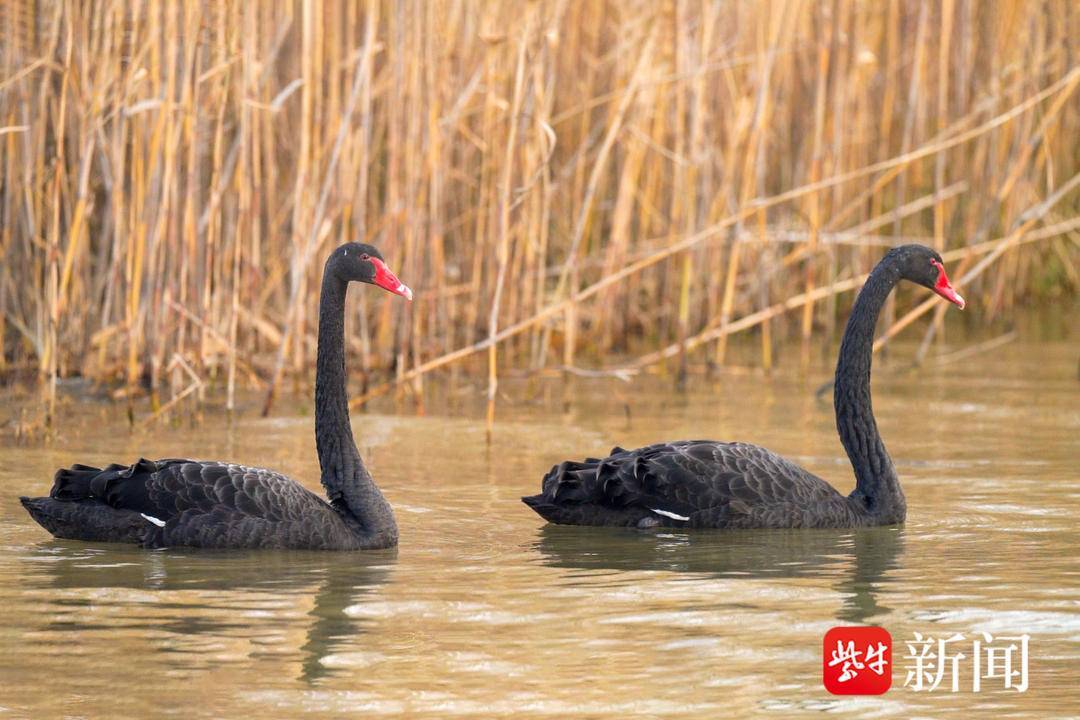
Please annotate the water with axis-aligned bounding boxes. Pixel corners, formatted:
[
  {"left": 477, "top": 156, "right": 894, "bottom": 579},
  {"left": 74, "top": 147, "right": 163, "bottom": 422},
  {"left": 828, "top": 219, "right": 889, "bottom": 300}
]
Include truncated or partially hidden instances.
[{"left": 1, "top": 336, "right": 1077, "bottom": 718}]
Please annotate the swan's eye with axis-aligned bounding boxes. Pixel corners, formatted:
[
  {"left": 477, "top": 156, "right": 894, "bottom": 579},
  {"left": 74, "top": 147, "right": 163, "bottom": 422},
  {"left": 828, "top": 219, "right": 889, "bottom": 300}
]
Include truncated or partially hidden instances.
[{"left": 360, "top": 253, "right": 370, "bottom": 261}]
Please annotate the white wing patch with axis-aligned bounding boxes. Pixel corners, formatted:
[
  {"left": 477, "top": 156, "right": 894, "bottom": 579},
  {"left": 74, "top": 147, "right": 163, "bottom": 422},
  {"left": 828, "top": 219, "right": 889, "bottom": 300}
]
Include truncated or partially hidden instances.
[
  {"left": 649, "top": 508, "right": 690, "bottom": 522},
  {"left": 140, "top": 513, "right": 166, "bottom": 528}
]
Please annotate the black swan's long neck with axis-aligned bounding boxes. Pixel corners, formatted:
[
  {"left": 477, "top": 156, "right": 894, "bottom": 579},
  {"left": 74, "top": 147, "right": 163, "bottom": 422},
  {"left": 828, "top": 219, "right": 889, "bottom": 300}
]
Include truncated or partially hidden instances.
[
  {"left": 315, "top": 269, "right": 397, "bottom": 548},
  {"left": 834, "top": 260, "right": 905, "bottom": 522}
]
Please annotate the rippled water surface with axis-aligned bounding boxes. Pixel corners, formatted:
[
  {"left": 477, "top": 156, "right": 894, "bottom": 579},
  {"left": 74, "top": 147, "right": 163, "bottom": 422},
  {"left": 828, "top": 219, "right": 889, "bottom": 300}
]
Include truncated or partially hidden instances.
[{"left": 1, "top": 335, "right": 1077, "bottom": 718}]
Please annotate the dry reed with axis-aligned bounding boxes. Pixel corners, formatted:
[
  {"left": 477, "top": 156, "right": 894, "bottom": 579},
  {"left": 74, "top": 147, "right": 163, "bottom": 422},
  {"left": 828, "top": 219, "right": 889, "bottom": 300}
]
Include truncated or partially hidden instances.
[{"left": 0, "top": 1, "right": 1077, "bottom": 424}]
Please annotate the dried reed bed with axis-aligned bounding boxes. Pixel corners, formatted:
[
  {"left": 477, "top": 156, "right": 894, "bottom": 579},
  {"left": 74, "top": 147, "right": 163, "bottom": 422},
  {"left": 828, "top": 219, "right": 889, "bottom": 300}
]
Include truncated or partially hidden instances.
[{"left": 0, "top": 1, "right": 1077, "bottom": 424}]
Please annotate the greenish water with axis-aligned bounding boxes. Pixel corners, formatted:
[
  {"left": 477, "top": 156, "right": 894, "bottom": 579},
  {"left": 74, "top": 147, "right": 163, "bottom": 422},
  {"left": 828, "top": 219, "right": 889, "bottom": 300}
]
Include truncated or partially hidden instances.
[{"left": 0, "top": 336, "right": 1077, "bottom": 718}]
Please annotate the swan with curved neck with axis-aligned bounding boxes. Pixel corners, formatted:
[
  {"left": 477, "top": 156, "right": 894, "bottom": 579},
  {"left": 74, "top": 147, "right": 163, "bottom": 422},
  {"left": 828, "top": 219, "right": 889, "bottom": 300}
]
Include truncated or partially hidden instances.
[
  {"left": 21, "top": 243, "right": 411, "bottom": 550},
  {"left": 523, "top": 244, "right": 965, "bottom": 529}
]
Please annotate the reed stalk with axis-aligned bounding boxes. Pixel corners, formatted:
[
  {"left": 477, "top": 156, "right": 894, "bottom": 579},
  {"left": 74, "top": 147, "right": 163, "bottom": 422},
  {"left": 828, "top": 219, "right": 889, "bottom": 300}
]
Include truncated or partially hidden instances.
[{"left": 0, "top": 1, "right": 1074, "bottom": 420}]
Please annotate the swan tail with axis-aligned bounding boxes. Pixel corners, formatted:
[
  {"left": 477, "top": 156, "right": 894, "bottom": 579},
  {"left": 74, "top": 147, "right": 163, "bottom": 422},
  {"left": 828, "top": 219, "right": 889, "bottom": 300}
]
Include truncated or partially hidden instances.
[
  {"left": 524, "top": 443, "right": 702, "bottom": 527},
  {"left": 522, "top": 451, "right": 652, "bottom": 526},
  {"left": 21, "top": 458, "right": 180, "bottom": 545},
  {"left": 19, "top": 496, "right": 155, "bottom": 545},
  {"left": 520, "top": 495, "right": 647, "bottom": 527}
]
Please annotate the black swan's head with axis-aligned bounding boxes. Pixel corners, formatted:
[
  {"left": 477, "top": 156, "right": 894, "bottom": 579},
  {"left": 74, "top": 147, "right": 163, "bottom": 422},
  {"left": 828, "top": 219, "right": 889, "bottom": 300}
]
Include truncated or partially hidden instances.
[
  {"left": 329, "top": 243, "right": 413, "bottom": 300},
  {"left": 890, "top": 244, "right": 965, "bottom": 309}
]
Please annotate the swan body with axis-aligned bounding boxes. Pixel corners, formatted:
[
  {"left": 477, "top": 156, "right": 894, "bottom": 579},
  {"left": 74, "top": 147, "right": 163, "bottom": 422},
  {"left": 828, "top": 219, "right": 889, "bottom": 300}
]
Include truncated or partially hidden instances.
[
  {"left": 22, "top": 459, "right": 370, "bottom": 549},
  {"left": 523, "top": 441, "right": 867, "bottom": 529},
  {"left": 21, "top": 243, "right": 411, "bottom": 550},
  {"left": 523, "top": 244, "right": 966, "bottom": 530}
]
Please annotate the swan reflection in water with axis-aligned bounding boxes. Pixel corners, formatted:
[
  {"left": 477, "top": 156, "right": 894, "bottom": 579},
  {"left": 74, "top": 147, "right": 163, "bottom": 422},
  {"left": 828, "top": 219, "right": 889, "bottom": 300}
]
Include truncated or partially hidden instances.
[
  {"left": 20, "top": 543, "right": 395, "bottom": 683},
  {"left": 531, "top": 524, "right": 904, "bottom": 624}
]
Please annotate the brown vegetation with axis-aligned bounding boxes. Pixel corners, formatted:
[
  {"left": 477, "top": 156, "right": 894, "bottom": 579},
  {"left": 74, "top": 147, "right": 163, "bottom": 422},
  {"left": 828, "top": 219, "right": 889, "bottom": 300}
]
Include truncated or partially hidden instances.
[{"left": 1, "top": 1, "right": 1077, "bottom": 423}]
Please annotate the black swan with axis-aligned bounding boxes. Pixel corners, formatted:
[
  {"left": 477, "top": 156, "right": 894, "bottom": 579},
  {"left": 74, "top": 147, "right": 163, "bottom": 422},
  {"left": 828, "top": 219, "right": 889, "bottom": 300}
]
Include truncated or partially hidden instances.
[
  {"left": 523, "top": 244, "right": 965, "bottom": 529},
  {"left": 21, "top": 243, "right": 412, "bottom": 550}
]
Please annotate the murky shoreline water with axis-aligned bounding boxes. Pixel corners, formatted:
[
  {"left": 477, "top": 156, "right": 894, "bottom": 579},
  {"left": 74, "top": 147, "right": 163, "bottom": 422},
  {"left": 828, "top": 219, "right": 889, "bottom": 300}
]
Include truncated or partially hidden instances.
[{"left": 1, "top": 336, "right": 1077, "bottom": 718}]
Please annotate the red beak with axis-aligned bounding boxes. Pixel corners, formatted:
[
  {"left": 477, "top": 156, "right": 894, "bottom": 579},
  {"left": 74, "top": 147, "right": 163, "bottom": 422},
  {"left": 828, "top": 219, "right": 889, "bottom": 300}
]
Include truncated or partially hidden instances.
[
  {"left": 931, "top": 259, "right": 965, "bottom": 309},
  {"left": 369, "top": 257, "right": 413, "bottom": 300}
]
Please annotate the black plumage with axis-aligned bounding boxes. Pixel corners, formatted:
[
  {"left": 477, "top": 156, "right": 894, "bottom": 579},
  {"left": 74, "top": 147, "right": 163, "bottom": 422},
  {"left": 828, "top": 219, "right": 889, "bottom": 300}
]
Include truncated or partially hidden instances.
[
  {"left": 21, "top": 243, "right": 412, "bottom": 550},
  {"left": 523, "top": 245, "right": 967, "bottom": 529}
]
